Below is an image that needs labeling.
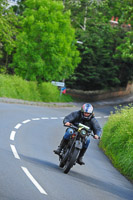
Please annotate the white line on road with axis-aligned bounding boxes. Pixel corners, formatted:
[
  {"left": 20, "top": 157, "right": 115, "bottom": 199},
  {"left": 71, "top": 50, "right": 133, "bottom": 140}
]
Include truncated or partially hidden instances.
[
  {"left": 10, "top": 144, "right": 20, "bottom": 159},
  {"left": 10, "top": 115, "right": 109, "bottom": 197},
  {"left": 95, "top": 117, "right": 102, "bottom": 119},
  {"left": 51, "top": 117, "right": 58, "bottom": 119},
  {"left": 41, "top": 117, "right": 49, "bottom": 120},
  {"left": 10, "top": 131, "right": 16, "bottom": 141},
  {"left": 21, "top": 167, "right": 48, "bottom": 195},
  {"left": 32, "top": 118, "right": 40, "bottom": 120},
  {"left": 15, "top": 123, "right": 22, "bottom": 129},
  {"left": 22, "top": 119, "right": 31, "bottom": 124}
]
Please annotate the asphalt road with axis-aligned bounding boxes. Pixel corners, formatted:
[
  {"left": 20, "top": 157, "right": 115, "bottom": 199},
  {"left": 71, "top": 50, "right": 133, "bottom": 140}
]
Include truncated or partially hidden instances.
[{"left": 0, "top": 102, "right": 133, "bottom": 200}]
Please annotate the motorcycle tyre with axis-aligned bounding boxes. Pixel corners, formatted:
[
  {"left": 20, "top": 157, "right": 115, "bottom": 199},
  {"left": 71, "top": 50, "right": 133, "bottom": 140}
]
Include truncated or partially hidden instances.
[
  {"left": 59, "top": 149, "right": 69, "bottom": 168},
  {"left": 63, "top": 148, "right": 80, "bottom": 174}
]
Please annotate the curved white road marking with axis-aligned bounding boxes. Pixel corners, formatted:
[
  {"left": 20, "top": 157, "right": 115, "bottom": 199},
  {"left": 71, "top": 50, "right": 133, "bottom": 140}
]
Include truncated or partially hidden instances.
[
  {"left": 22, "top": 119, "right": 31, "bottom": 124},
  {"left": 51, "top": 117, "right": 58, "bottom": 119},
  {"left": 10, "top": 115, "right": 109, "bottom": 196},
  {"left": 15, "top": 123, "right": 22, "bottom": 129},
  {"left": 10, "top": 131, "right": 16, "bottom": 141},
  {"left": 32, "top": 118, "right": 40, "bottom": 120},
  {"left": 41, "top": 117, "right": 49, "bottom": 120},
  {"left": 21, "top": 167, "right": 48, "bottom": 195},
  {"left": 10, "top": 144, "right": 20, "bottom": 159}
]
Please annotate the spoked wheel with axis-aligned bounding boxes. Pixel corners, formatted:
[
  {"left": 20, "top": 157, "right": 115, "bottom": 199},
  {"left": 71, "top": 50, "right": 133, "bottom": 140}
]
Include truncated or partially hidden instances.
[
  {"left": 63, "top": 148, "right": 80, "bottom": 174},
  {"left": 59, "top": 160, "right": 65, "bottom": 168},
  {"left": 59, "top": 149, "right": 69, "bottom": 168}
]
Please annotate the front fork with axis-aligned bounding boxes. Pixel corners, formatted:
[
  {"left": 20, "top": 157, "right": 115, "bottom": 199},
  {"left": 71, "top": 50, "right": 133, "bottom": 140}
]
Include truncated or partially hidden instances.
[
  {"left": 69, "top": 138, "right": 83, "bottom": 162},
  {"left": 75, "top": 139, "right": 83, "bottom": 149}
]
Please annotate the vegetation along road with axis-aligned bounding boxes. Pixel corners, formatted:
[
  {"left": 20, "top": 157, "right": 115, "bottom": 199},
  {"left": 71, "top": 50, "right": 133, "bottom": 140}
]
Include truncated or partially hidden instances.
[
  {"left": 0, "top": 102, "right": 133, "bottom": 200},
  {"left": 0, "top": 0, "right": 132, "bottom": 199}
]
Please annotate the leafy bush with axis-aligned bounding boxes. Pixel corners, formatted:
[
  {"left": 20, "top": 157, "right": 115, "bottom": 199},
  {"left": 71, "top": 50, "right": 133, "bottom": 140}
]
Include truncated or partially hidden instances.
[
  {"left": 0, "top": 74, "right": 41, "bottom": 101},
  {"left": 99, "top": 105, "right": 133, "bottom": 181},
  {"left": 0, "top": 74, "right": 73, "bottom": 102},
  {"left": 39, "top": 82, "right": 73, "bottom": 102},
  {"left": 39, "top": 82, "right": 61, "bottom": 102}
]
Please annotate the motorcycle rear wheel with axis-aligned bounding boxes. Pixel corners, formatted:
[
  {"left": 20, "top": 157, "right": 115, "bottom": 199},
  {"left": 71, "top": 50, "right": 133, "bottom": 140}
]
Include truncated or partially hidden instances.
[{"left": 63, "top": 148, "right": 80, "bottom": 174}]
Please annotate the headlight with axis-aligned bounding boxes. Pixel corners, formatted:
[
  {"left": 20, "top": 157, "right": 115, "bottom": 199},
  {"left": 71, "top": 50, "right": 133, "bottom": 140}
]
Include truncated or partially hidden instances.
[{"left": 80, "top": 129, "right": 87, "bottom": 137}]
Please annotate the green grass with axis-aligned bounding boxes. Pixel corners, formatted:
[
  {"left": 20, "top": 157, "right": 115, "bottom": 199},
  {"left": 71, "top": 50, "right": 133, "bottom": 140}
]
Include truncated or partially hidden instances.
[
  {"left": 99, "top": 105, "right": 133, "bottom": 181},
  {"left": 0, "top": 74, "right": 73, "bottom": 102}
]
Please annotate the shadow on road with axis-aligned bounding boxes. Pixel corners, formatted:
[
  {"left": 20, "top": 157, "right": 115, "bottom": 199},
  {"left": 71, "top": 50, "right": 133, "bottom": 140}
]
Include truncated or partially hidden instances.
[
  {"left": 20, "top": 154, "right": 61, "bottom": 173},
  {"left": 69, "top": 170, "right": 133, "bottom": 200},
  {"left": 20, "top": 154, "right": 133, "bottom": 200}
]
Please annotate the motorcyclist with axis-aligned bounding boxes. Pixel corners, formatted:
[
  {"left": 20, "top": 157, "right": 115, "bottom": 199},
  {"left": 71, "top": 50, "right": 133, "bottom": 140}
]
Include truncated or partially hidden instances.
[{"left": 54, "top": 103, "right": 102, "bottom": 165}]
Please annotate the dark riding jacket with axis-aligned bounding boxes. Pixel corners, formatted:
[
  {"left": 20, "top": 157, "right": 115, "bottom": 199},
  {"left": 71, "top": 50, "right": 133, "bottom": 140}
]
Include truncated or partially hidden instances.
[{"left": 63, "top": 110, "right": 102, "bottom": 137}]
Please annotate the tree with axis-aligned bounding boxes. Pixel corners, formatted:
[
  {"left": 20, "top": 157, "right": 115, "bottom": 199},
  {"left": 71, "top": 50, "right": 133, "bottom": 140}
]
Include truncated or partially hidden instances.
[
  {"left": 113, "top": 31, "right": 133, "bottom": 86},
  {"left": 64, "top": 0, "right": 133, "bottom": 90},
  {"left": 11, "top": 0, "right": 80, "bottom": 82},
  {"left": 0, "top": 0, "right": 18, "bottom": 73},
  {"left": 67, "top": 25, "right": 126, "bottom": 90}
]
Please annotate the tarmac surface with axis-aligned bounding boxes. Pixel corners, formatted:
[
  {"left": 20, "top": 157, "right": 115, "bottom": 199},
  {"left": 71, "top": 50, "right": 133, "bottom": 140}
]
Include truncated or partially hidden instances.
[{"left": 0, "top": 93, "right": 133, "bottom": 108}]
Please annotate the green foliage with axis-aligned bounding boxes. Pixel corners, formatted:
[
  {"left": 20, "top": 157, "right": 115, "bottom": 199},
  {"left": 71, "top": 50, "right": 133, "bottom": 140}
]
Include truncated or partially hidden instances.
[
  {"left": 0, "top": 74, "right": 73, "bottom": 102},
  {"left": 67, "top": 25, "right": 125, "bottom": 90},
  {"left": 39, "top": 82, "right": 61, "bottom": 102},
  {"left": 112, "top": 31, "right": 133, "bottom": 86},
  {"left": 0, "top": 0, "right": 18, "bottom": 73},
  {"left": 12, "top": 0, "right": 26, "bottom": 15},
  {"left": 99, "top": 105, "right": 133, "bottom": 181},
  {"left": 0, "top": 74, "right": 41, "bottom": 101},
  {"left": 0, "top": 0, "right": 132, "bottom": 90},
  {"left": 65, "top": 0, "right": 133, "bottom": 90},
  {"left": 38, "top": 82, "right": 72, "bottom": 102},
  {"left": 11, "top": 0, "right": 80, "bottom": 82},
  {"left": 114, "top": 31, "right": 133, "bottom": 62}
]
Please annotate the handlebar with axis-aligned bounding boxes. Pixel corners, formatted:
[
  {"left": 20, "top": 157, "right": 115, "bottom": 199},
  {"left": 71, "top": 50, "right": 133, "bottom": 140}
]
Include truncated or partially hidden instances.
[
  {"left": 64, "top": 124, "right": 78, "bottom": 130},
  {"left": 64, "top": 123, "right": 100, "bottom": 139},
  {"left": 64, "top": 123, "right": 91, "bottom": 131}
]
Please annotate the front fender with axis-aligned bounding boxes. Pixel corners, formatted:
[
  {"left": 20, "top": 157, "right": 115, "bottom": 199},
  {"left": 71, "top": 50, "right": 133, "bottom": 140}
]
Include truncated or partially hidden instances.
[{"left": 75, "top": 140, "right": 83, "bottom": 149}]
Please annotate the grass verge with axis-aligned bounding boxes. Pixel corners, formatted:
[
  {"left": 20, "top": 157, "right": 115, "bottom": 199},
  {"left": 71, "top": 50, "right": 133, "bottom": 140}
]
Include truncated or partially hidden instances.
[
  {"left": 99, "top": 105, "right": 133, "bottom": 181},
  {"left": 0, "top": 74, "right": 73, "bottom": 102}
]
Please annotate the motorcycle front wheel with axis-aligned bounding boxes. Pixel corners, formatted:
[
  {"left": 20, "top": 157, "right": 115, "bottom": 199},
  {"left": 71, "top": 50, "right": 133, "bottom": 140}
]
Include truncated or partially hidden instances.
[
  {"left": 59, "top": 149, "right": 69, "bottom": 168},
  {"left": 63, "top": 148, "right": 80, "bottom": 174}
]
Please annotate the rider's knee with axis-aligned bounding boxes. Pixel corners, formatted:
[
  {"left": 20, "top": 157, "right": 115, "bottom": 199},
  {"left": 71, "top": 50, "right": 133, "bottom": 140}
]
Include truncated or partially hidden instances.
[
  {"left": 64, "top": 128, "right": 74, "bottom": 139},
  {"left": 83, "top": 138, "right": 90, "bottom": 148}
]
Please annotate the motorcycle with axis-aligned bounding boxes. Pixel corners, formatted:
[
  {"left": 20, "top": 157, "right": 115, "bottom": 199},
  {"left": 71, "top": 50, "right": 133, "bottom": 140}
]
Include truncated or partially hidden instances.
[{"left": 58, "top": 123, "right": 96, "bottom": 174}]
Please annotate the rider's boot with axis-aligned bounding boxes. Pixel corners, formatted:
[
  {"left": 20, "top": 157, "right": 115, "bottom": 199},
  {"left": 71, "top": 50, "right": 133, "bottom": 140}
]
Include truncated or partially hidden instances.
[
  {"left": 77, "top": 148, "right": 87, "bottom": 165},
  {"left": 54, "top": 137, "right": 68, "bottom": 155}
]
